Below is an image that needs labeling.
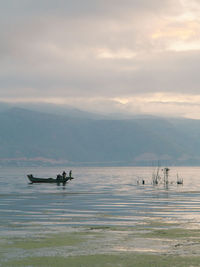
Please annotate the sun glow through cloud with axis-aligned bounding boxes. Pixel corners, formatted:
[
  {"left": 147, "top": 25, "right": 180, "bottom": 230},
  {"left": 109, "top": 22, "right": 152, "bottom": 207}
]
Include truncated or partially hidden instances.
[
  {"left": 3, "top": 91, "right": 200, "bottom": 119},
  {"left": 97, "top": 48, "right": 137, "bottom": 59}
]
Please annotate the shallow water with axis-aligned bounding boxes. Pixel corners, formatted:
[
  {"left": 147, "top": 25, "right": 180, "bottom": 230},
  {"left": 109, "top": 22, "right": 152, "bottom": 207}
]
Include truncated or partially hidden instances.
[
  {"left": 2, "top": 166, "right": 200, "bottom": 266},
  {"left": 1, "top": 166, "right": 200, "bottom": 237}
]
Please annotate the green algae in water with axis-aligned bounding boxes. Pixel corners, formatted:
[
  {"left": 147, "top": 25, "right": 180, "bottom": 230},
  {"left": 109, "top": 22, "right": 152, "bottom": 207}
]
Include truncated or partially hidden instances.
[
  {"left": 1, "top": 232, "right": 85, "bottom": 250},
  {"left": 144, "top": 228, "right": 200, "bottom": 239},
  {"left": 144, "top": 220, "right": 180, "bottom": 228},
  {"left": 2, "top": 225, "right": 200, "bottom": 267},
  {"left": 2, "top": 254, "right": 200, "bottom": 267}
]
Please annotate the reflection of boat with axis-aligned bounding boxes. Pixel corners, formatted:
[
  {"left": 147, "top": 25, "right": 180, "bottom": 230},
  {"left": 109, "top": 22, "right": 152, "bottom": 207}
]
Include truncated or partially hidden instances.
[{"left": 27, "top": 174, "right": 74, "bottom": 184}]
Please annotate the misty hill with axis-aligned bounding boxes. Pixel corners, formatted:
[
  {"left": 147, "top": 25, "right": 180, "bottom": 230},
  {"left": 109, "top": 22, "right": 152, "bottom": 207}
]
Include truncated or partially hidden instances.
[
  {"left": 0, "top": 102, "right": 107, "bottom": 120},
  {"left": 0, "top": 101, "right": 159, "bottom": 120},
  {"left": 0, "top": 107, "right": 200, "bottom": 166}
]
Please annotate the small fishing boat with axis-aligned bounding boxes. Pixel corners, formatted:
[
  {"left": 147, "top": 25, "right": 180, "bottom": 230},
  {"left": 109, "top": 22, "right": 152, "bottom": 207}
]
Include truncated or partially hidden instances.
[{"left": 27, "top": 174, "right": 74, "bottom": 184}]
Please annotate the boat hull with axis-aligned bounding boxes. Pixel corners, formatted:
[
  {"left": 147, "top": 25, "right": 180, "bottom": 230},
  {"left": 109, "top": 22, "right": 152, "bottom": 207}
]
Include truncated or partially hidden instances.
[{"left": 27, "top": 174, "right": 73, "bottom": 184}]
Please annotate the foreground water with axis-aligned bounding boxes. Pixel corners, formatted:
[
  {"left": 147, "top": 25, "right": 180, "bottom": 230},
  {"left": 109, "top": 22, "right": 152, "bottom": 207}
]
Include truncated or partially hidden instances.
[
  {"left": 1, "top": 166, "right": 200, "bottom": 232},
  {"left": 1, "top": 166, "right": 200, "bottom": 266}
]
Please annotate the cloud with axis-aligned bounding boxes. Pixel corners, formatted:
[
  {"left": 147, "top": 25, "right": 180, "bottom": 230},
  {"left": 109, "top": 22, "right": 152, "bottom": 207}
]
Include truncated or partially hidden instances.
[
  {"left": 0, "top": 0, "right": 200, "bottom": 118},
  {"left": 0, "top": 0, "right": 182, "bottom": 18}
]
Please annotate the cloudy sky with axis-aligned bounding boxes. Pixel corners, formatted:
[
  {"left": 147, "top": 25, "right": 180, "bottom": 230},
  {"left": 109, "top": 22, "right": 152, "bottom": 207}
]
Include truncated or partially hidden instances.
[{"left": 1, "top": 0, "right": 200, "bottom": 118}]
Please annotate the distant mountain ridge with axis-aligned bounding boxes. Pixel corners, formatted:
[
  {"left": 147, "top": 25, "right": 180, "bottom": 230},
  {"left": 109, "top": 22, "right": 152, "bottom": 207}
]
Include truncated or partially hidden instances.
[
  {"left": 0, "top": 104, "right": 200, "bottom": 166},
  {"left": 0, "top": 101, "right": 162, "bottom": 120}
]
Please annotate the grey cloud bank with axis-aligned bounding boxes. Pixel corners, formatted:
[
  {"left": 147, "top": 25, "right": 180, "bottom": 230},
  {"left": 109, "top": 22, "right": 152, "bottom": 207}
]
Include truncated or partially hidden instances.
[{"left": 1, "top": 0, "right": 200, "bottom": 118}]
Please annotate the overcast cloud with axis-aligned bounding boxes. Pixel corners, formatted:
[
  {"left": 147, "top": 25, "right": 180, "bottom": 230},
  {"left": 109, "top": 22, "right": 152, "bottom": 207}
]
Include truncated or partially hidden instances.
[{"left": 1, "top": 0, "right": 200, "bottom": 118}]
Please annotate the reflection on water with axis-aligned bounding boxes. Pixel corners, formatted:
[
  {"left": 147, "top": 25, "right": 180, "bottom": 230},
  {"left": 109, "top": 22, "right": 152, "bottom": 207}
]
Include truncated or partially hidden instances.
[{"left": 1, "top": 166, "right": 200, "bottom": 236}]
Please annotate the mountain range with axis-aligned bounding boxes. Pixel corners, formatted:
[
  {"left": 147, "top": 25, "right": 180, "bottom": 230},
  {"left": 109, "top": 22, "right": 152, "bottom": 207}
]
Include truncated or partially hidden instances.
[{"left": 0, "top": 102, "right": 200, "bottom": 166}]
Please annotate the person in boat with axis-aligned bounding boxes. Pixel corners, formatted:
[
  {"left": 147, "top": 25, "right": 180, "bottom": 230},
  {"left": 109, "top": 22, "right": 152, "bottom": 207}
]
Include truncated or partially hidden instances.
[
  {"left": 56, "top": 174, "right": 62, "bottom": 181},
  {"left": 62, "top": 171, "right": 66, "bottom": 179},
  {"left": 69, "top": 170, "right": 72, "bottom": 178}
]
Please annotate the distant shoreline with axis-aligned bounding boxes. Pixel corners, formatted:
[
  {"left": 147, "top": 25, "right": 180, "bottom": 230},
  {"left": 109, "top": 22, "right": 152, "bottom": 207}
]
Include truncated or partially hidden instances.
[{"left": 1, "top": 161, "right": 200, "bottom": 167}]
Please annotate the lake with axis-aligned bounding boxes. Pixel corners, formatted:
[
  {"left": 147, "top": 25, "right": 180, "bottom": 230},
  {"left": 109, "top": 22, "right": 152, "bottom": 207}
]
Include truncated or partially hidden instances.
[{"left": 1, "top": 166, "right": 200, "bottom": 266}]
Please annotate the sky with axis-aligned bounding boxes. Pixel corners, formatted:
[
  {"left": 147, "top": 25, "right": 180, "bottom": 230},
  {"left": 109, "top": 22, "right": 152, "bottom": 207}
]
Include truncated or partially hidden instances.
[{"left": 1, "top": 0, "right": 200, "bottom": 118}]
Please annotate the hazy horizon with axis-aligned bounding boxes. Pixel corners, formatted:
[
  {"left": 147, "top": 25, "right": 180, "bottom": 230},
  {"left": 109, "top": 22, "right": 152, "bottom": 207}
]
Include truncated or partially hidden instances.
[{"left": 0, "top": 100, "right": 199, "bottom": 120}]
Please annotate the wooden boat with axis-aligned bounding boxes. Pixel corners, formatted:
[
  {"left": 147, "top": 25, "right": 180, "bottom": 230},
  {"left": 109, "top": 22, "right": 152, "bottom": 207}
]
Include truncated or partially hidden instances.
[{"left": 27, "top": 174, "right": 74, "bottom": 184}]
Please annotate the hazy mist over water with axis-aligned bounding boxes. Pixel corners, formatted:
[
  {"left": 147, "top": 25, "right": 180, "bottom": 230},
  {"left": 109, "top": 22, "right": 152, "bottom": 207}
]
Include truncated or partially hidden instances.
[{"left": 1, "top": 166, "right": 200, "bottom": 237}]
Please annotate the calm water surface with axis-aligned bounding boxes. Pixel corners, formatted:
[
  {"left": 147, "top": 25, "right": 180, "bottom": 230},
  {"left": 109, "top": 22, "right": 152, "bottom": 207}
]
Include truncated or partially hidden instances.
[{"left": 1, "top": 166, "right": 200, "bottom": 236}]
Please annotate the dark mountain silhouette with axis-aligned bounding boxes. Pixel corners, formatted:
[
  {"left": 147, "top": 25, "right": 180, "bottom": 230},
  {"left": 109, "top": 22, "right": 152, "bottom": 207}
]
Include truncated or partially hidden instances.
[{"left": 0, "top": 106, "right": 200, "bottom": 166}]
